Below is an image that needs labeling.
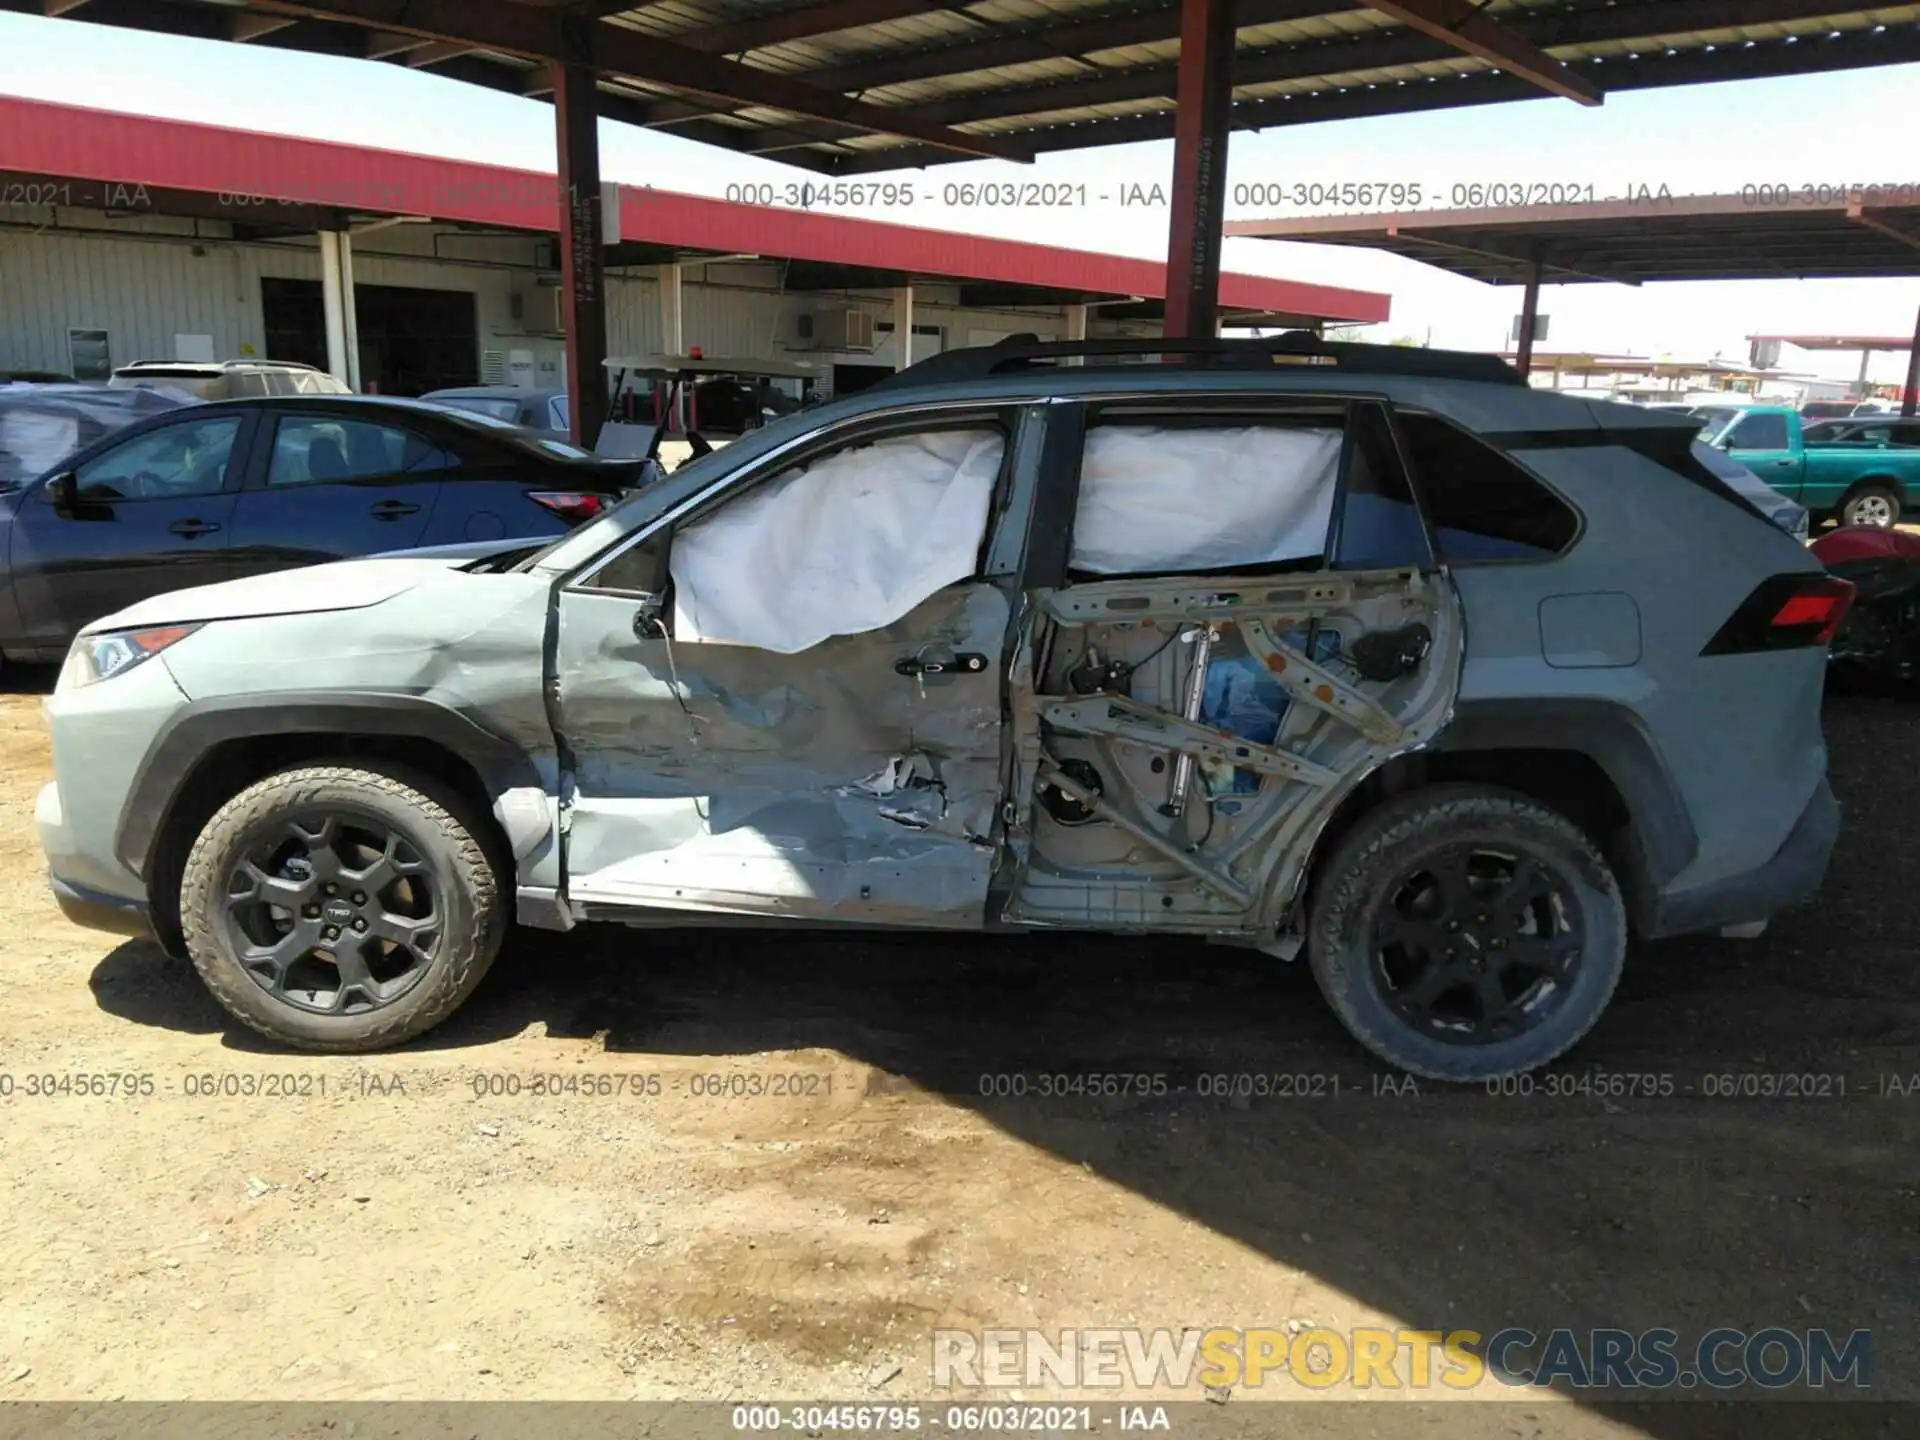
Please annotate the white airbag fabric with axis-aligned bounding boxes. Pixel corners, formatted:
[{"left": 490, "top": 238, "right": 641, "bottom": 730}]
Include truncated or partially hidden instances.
[
  {"left": 1070, "top": 425, "right": 1342, "bottom": 574},
  {"left": 671, "top": 428, "right": 1003, "bottom": 654}
]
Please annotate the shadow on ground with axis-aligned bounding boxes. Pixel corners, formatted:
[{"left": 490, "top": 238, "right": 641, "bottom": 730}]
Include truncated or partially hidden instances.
[{"left": 89, "top": 695, "right": 1920, "bottom": 1428}]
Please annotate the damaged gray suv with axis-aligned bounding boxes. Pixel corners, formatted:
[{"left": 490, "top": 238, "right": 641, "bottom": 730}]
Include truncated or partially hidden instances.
[{"left": 38, "top": 335, "right": 1845, "bottom": 1079}]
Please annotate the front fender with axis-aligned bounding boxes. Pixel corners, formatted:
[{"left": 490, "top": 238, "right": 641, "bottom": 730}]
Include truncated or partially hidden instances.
[{"left": 114, "top": 689, "right": 544, "bottom": 880}]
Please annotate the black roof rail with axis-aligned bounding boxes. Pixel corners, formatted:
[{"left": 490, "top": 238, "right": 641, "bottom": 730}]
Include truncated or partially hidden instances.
[{"left": 865, "top": 330, "right": 1524, "bottom": 393}]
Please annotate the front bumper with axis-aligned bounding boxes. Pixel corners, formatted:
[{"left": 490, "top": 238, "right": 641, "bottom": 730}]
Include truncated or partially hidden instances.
[
  {"left": 1645, "top": 776, "right": 1839, "bottom": 938},
  {"left": 37, "top": 652, "right": 192, "bottom": 917},
  {"left": 38, "top": 778, "right": 157, "bottom": 942},
  {"left": 50, "top": 874, "right": 157, "bottom": 942}
]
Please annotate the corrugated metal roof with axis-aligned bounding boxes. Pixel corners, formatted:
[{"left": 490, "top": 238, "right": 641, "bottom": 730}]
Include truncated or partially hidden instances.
[{"left": 26, "top": 2, "right": 1920, "bottom": 173}]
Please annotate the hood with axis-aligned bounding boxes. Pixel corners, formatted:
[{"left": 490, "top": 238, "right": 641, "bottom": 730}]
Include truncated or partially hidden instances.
[{"left": 82, "top": 556, "right": 470, "bottom": 634}]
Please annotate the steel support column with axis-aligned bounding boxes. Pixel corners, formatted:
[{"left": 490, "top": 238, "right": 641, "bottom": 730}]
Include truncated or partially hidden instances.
[
  {"left": 1515, "top": 252, "right": 1543, "bottom": 377},
  {"left": 657, "top": 263, "right": 684, "bottom": 356},
  {"left": 1161, "top": 0, "right": 1234, "bottom": 342},
  {"left": 317, "top": 229, "right": 353, "bottom": 388},
  {"left": 1903, "top": 300, "right": 1920, "bottom": 417},
  {"left": 893, "top": 285, "right": 915, "bottom": 370},
  {"left": 552, "top": 57, "right": 608, "bottom": 448}
]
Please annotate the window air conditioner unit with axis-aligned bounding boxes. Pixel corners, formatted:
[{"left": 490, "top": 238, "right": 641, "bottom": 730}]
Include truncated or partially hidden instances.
[{"left": 809, "top": 308, "right": 876, "bottom": 352}]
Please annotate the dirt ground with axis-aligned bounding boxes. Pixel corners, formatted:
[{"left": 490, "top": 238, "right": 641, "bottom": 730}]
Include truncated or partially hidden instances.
[{"left": 0, "top": 668, "right": 1915, "bottom": 1437}]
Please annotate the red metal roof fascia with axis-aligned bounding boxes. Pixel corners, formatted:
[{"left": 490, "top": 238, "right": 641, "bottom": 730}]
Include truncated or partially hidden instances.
[
  {"left": 0, "top": 95, "right": 562, "bottom": 230},
  {"left": 0, "top": 96, "right": 1390, "bottom": 323},
  {"left": 619, "top": 188, "right": 1389, "bottom": 322}
]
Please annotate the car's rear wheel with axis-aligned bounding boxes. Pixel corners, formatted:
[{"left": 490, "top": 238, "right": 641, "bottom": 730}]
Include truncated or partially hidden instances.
[
  {"left": 179, "top": 763, "right": 504, "bottom": 1052},
  {"left": 1307, "top": 784, "right": 1626, "bottom": 1081},
  {"left": 1840, "top": 484, "right": 1902, "bottom": 529}
]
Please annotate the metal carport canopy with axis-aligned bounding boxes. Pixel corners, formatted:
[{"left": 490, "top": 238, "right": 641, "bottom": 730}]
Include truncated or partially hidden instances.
[
  {"left": 21, "top": 1, "right": 1920, "bottom": 174},
  {"left": 1225, "top": 192, "right": 1920, "bottom": 286},
  {"left": 1225, "top": 190, "right": 1920, "bottom": 406},
  {"left": 22, "top": 0, "right": 1920, "bottom": 431}
]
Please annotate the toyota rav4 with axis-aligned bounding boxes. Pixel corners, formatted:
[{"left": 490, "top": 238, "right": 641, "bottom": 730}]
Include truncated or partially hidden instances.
[{"left": 36, "top": 335, "right": 1845, "bottom": 1079}]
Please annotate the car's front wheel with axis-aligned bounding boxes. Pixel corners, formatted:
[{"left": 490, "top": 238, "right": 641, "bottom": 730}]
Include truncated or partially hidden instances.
[
  {"left": 178, "top": 763, "right": 505, "bottom": 1052},
  {"left": 1307, "top": 784, "right": 1627, "bottom": 1081}
]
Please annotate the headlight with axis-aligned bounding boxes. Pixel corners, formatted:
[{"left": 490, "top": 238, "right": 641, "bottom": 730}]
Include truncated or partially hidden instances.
[{"left": 58, "top": 623, "right": 201, "bottom": 690}]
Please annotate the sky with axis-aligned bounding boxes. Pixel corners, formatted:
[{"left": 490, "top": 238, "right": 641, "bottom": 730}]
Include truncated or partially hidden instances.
[{"left": 3, "top": 10, "right": 1919, "bottom": 384}]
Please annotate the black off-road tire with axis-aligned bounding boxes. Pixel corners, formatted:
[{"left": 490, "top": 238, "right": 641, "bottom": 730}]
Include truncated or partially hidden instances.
[
  {"left": 179, "top": 763, "right": 505, "bottom": 1052},
  {"left": 1839, "top": 484, "right": 1903, "bottom": 530},
  {"left": 1307, "top": 784, "right": 1627, "bottom": 1082}
]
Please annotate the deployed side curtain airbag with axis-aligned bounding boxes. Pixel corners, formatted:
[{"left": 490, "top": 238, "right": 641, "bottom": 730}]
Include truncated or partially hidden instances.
[
  {"left": 1069, "top": 425, "right": 1343, "bottom": 574},
  {"left": 671, "top": 428, "right": 1004, "bottom": 654}
]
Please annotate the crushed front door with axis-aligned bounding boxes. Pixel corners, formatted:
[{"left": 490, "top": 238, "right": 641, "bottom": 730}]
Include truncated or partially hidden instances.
[
  {"left": 549, "top": 415, "right": 1030, "bottom": 928},
  {"left": 553, "top": 587, "right": 1008, "bottom": 924}
]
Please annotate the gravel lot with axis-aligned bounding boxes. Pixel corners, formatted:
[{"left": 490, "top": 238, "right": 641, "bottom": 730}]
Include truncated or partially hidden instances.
[{"left": 0, "top": 671, "right": 1914, "bottom": 1435}]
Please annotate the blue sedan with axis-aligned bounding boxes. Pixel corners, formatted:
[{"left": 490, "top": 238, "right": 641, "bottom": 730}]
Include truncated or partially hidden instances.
[{"left": 0, "top": 394, "right": 648, "bottom": 661}]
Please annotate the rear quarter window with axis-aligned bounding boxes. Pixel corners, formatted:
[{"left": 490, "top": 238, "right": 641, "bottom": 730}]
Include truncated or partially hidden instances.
[{"left": 1396, "top": 412, "right": 1578, "bottom": 563}]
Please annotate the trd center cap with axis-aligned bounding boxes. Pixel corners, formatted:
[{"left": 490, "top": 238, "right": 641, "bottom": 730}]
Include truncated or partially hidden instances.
[{"left": 322, "top": 898, "right": 355, "bottom": 925}]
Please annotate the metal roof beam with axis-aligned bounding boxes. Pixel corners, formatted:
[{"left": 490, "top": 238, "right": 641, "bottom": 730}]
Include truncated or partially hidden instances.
[
  {"left": 1363, "top": 1, "right": 1599, "bottom": 104},
  {"left": 868, "top": 0, "right": 1839, "bottom": 130},
  {"left": 232, "top": 12, "right": 297, "bottom": 41},
  {"left": 830, "top": 19, "right": 1920, "bottom": 172},
  {"left": 1848, "top": 201, "right": 1920, "bottom": 256},
  {"left": 1391, "top": 230, "right": 1635, "bottom": 285},
  {"left": 672, "top": 0, "right": 949, "bottom": 55},
  {"left": 404, "top": 39, "right": 477, "bottom": 67},
  {"left": 802, "top": 0, "right": 1351, "bottom": 93},
  {"left": 365, "top": 30, "right": 431, "bottom": 58},
  {"left": 640, "top": 0, "right": 1348, "bottom": 146},
  {"left": 247, "top": 0, "right": 1031, "bottom": 160}
]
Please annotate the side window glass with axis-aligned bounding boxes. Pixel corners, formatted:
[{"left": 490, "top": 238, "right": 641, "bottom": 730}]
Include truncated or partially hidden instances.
[
  {"left": 550, "top": 395, "right": 570, "bottom": 433},
  {"left": 1334, "top": 404, "right": 1431, "bottom": 569},
  {"left": 268, "top": 417, "right": 455, "bottom": 486},
  {"left": 585, "top": 530, "right": 667, "bottom": 597},
  {"left": 1069, "top": 420, "right": 1342, "bottom": 576},
  {"left": 1397, "top": 412, "right": 1578, "bottom": 564},
  {"left": 1726, "top": 413, "right": 1788, "bottom": 450},
  {"left": 668, "top": 426, "right": 1005, "bottom": 653},
  {"left": 73, "top": 416, "right": 243, "bottom": 501}
]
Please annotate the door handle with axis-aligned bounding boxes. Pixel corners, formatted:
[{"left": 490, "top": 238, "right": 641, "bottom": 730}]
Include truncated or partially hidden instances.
[
  {"left": 369, "top": 499, "right": 421, "bottom": 520},
  {"left": 168, "top": 518, "right": 220, "bottom": 538},
  {"left": 894, "top": 649, "right": 987, "bottom": 682}
]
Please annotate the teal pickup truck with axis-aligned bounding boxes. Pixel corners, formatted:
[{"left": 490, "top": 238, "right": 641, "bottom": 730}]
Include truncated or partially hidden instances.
[{"left": 1697, "top": 404, "right": 1920, "bottom": 528}]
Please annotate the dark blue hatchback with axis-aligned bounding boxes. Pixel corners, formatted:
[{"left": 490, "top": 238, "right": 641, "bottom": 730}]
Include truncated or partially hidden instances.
[{"left": 0, "top": 394, "right": 647, "bottom": 660}]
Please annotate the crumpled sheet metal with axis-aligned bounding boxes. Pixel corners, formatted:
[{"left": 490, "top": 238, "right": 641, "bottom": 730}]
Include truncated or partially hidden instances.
[{"left": 556, "top": 583, "right": 1008, "bottom": 922}]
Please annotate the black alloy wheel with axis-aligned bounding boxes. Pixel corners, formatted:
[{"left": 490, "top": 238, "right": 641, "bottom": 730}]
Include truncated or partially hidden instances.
[
  {"left": 1370, "top": 845, "right": 1584, "bottom": 1045},
  {"left": 223, "top": 812, "right": 441, "bottom": 1015}
]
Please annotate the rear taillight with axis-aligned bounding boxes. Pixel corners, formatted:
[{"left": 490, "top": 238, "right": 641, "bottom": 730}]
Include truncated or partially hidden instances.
[
  {"left": 1702, "top": 574, "right": 1855, "bottom": 655},
  {"left": 526, "top": 490, "right": 607, "bottom": 524}
]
